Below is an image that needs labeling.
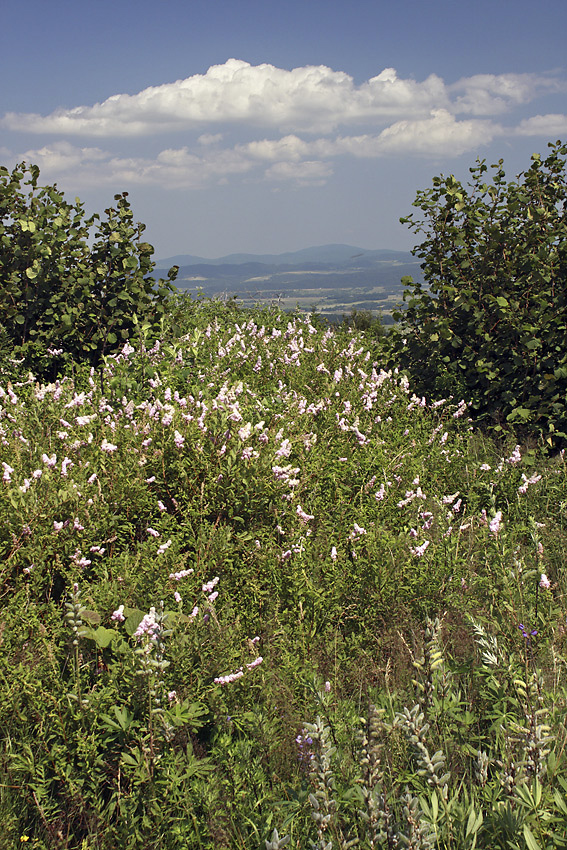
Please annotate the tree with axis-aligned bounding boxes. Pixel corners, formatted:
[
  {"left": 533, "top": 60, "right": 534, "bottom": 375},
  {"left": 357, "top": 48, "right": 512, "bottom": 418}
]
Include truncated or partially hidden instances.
[
  {"left": 390, "top": 140, "right": 567, "bottom": 443},
  {"left": 0, "top": 163, "right": 178, "bottom": 373}
]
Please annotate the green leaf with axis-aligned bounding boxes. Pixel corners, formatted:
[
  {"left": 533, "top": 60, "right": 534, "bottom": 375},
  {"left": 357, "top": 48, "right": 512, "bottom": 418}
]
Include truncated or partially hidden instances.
[
  {"left": 523, "top": 825, "right": 542, "bottom": 850},
  {"left": 124, "top": 610, "right": 144, "bottom": 636}
]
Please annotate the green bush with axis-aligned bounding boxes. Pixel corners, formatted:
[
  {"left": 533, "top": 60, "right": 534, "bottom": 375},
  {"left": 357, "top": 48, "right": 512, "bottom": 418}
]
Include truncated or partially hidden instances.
[
  {"left": 390, "top": 140, "right": 567, "bottom": 443},
  {"left": 0, "top": 163, "right": 178, "bottom": 375}
]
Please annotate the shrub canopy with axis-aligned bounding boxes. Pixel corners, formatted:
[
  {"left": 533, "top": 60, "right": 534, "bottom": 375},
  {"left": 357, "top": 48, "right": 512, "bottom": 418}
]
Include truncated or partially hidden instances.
[
  {"left": 391, "top": 140, "right": 567, "bottom": 443},
  {"left": 0, "top": 162, "right": 177, "bottom": 374}
]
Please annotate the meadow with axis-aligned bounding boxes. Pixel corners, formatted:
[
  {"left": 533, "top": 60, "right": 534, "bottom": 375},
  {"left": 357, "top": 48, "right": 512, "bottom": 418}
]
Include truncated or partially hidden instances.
[{"left": 1, "top": 296, "right": 567, "bottom": 849}]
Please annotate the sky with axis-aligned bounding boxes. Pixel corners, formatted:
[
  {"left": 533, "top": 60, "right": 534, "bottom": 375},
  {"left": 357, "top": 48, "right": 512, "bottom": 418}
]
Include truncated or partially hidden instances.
[{"left": 1, "top": 0, "right": 567, "bottom": 260}]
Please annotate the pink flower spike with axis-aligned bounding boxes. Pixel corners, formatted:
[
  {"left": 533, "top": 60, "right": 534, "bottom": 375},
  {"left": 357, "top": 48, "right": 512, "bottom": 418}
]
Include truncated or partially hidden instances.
[
  {"left": 540, "top": 573, "right": 551, "bottom": 589},
  {"left": 111, "top": 605, "right": 125, "bottom": 622},
  {"left": 489, "top": 511, "right": 503, "bottom": 537}
]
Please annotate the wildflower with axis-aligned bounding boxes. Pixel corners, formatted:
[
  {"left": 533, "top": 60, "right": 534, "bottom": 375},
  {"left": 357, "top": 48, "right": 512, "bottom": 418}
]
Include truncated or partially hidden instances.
[
  {"left": 519, "top": 623, "right": 537, "bottom": 639},
  {"left": 208, "top": 591, "right": 219, "bottom": 603},
  {"left": 2, "top": 462, "right": 14, "bottom": 482},
  {"left": 324, "top": 681, "right": 331, "bottom": 692},
  {"left": 157, "top": 500, "right": 167, "bottom": 512},
  {"left": 111, "top": 605, "right": 125, "bottom": 622},
  {"left": 169, "top": 568, "right": 194, "bottom": 581},
  {"left": 174, "top": 591, "right": 182, "bottom": 603},
  {"left": 296, "top": 504, "right": 314, "bottom": 524},
  {"left": 489, "top": 511, "right": 503, "bottom": 537},
  {"left": 275, "top": 439, "right": 292, "bottom": 458},
  {"left": 174, "top": 430, "right": 185, "bottom": 448},
  {"left": 168, "top": 690, "right": 177, "bottom": 702},
  {"left": 147, "top": 527, "right": 160, "bottom": 538},
  {"left": 330, "top": 546, "right": 338, "bottom": 561},
  {"left": 157, "top": 539, "right": 172, "bottom": 555},
  {"left": 296, "top": 729, "right": 314, "bottom": 763},
  {"left": 246, "top": 656, "right": 263, "bottom": 670},
  {"left": 410, "top": 540, "right": 430, "bottom": 557},
  {"left": 53, "top": 521, "right": 64, "bottom": 532},
  {"left": 241, "top": 446, "right": 258, "bottom": 460},
  {"left": 202, "top": 577, "right": 219, "bottom": 594},
  {"left": 442, "top": 492, "right": 460, "bottom": 505},
  {"left": 134, "top": 607, "right": 158, "bottom": 640},
  {"left": 540, "top": 573, "right": 551, "bottom": 590},
  {"left": 480, "top": 463, "right": 491, "bottom": 471},
  {"left": 214, "top": 669, "right": 244, "bottom": 685},
  {"left": 506, "top": 445, "right": 522, "bottom": 465},
  {"left": 101, "top": 438, "right": 118, "bottom": 453}
]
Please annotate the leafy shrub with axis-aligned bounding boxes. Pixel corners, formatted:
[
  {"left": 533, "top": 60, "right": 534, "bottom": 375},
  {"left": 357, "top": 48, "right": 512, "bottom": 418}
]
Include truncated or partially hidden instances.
[
  {"left": 0, "top": 163, "right": 177, "bottom": 375},
  {"left": 390, "top": 140, "right": 567, "bottom": 443}
]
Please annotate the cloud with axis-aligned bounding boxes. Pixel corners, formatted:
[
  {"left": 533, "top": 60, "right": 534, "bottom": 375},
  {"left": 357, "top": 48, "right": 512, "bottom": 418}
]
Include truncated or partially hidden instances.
[
  {"left": 265, "top": 160, "right": 334, "bottom": 186},
  {"left": 515, "top": 113, "right": 567, "bottom": 136},
  {"left": 4, "top": 59, "right": 560, "bottom": 138},
  {"left": 449, "top": 73, "right": 565, "bottom": 116},
  {"left": 367, "top": 110, "right": 500, "bottom": 156}
]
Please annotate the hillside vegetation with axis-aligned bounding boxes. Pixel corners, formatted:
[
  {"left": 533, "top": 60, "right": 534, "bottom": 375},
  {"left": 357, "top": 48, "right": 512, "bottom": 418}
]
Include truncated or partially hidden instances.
[{"left": 1, "top": 150, "right": 567, "bottom": 849}]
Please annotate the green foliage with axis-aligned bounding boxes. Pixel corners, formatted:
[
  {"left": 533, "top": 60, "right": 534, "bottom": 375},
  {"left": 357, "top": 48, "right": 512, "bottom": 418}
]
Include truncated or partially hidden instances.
[
  {"left": 390, "top": 140, "right": 567, "bottom": 444},
  {"left": 1, "top": 280, "right": 567, "bottom": 847},
  {"left": 0, "top": 163, "right": 177, "bottom": 375}
]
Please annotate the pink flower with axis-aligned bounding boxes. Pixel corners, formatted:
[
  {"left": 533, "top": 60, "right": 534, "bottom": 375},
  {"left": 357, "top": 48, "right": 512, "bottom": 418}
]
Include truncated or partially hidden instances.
[
  {"left": 489, "top": 511, "right": 503, "bottom": 538},
  {"left": 296, "top": 504, "right": 314, "bottom": 524},
  {"left": 111, "top": 605, "right": 125, "bottom": 622},
  {"left": 410, "top": 540, "right": 430, "bottom": 557},
  {"left": 540, "top": 573, "right": 551, "bottom": 589},
  {"left": 169, "top": 568, "right": 194, "bottom": 581},
  {"left": 214, "top": 669, "right": 244, "bottom": 685}
]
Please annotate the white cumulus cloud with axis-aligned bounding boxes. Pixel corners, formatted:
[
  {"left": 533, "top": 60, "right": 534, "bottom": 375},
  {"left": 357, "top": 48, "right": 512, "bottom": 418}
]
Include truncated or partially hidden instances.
[
  {"left": 515, "top": 113, "right": 567, "bottom": 136},
  {"left": 3, "top": 59, "right": 558, "bottom": 138}
]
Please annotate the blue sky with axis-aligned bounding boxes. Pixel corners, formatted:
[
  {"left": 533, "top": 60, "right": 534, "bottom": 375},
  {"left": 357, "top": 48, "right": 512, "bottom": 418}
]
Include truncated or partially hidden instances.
[{"left": 2, "top": 0, "right": 567, "bottom": 259}]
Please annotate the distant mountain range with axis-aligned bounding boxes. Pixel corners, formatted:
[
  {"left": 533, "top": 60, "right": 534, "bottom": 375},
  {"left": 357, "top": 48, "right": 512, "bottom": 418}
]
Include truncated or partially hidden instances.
[
  {"left": 154, "top": 244, "right": 422, "bottom": 321},
  {"left": 155, "top": 243, "right": 414, "bottom": 268}
]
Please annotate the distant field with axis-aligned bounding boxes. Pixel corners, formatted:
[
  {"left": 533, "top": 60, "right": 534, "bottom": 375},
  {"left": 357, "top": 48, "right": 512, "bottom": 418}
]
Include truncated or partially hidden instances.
[{"left": 154, "top": 246, "right": 422, "bottom": 321}]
